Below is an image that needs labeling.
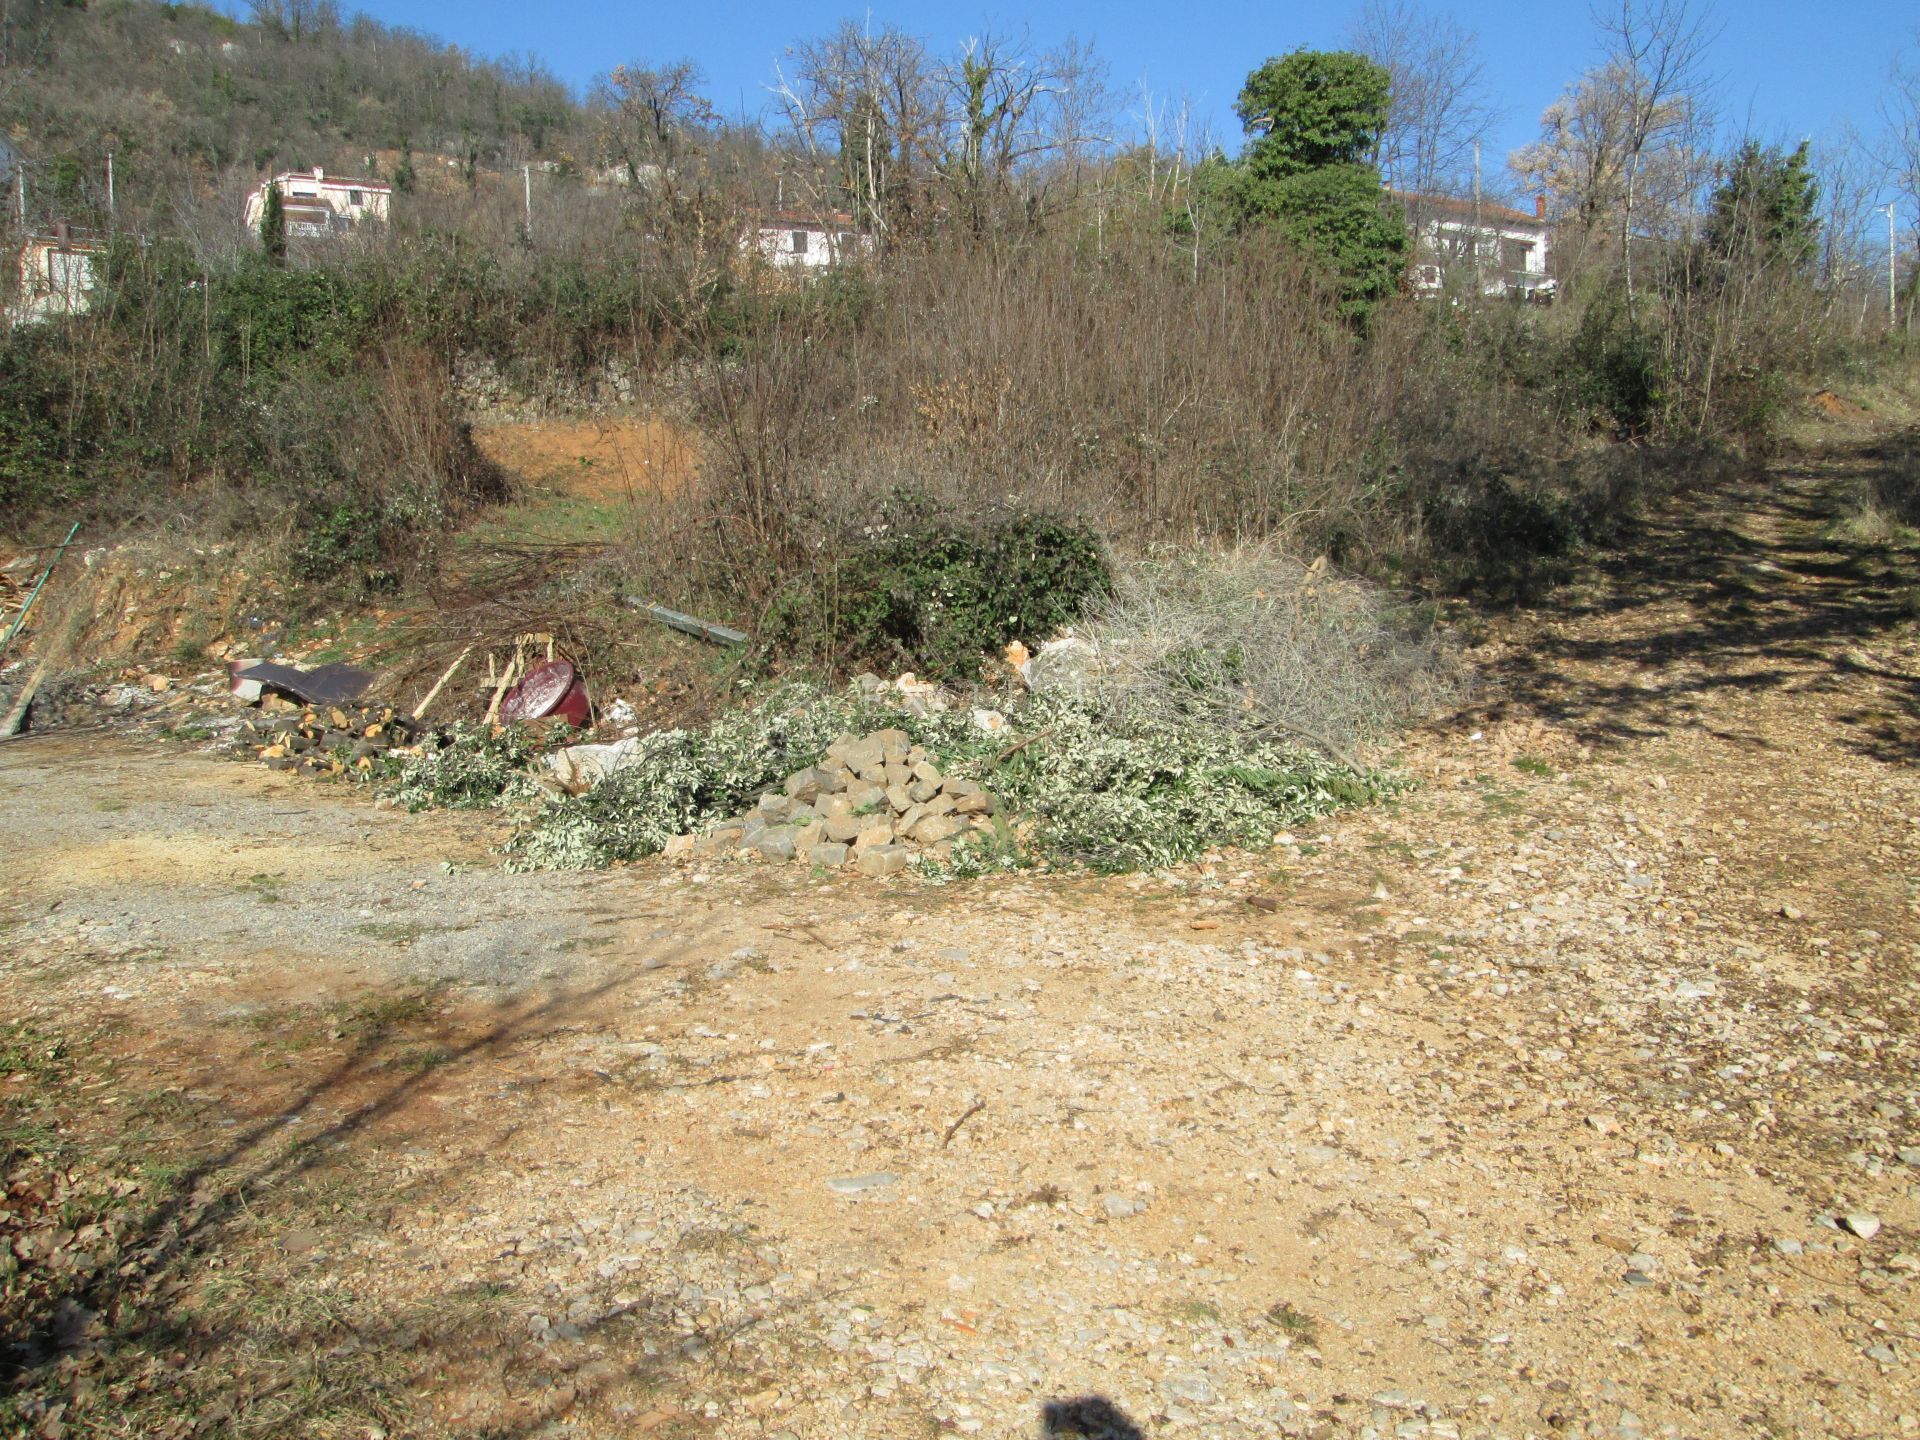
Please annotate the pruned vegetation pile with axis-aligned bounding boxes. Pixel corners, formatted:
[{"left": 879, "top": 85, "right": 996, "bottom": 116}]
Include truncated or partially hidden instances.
[
  {"left": 366, "top": 678, "right": 1401, "bottom": 876},
  {"left": 1080, "top": 543, "right": 1458, "bottom": 757}
]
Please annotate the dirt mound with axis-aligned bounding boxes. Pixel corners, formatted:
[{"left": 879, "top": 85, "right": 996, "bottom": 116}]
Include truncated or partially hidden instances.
[{"left": 1811, "top": 387, "right": 1868, "bottom": 418}]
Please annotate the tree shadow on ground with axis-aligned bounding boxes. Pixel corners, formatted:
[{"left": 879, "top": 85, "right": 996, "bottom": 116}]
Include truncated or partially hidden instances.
[
  {"left": 1461, "top": 430, "right": 1920, "bottom": 763},
  {"left": 0, "top": 929, "right": 822, "bottom": 1438},
  {"left": 1043, "top": 1394, "right": 1149, "bottom": 1437}
]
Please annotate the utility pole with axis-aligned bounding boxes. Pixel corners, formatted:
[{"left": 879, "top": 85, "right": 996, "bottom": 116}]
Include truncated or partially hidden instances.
[
  {"left": 106, "top": 152, "right": 115, "bottom": 221},
  {"left": 1472, "top": 139, "right": 1483, "bottom": 294},
  {"left": 1880, "top": 204, "right": 1898, "bottom": 330},
  {"left": 522, "top": 163, "right": 532, "bottom": 242}
]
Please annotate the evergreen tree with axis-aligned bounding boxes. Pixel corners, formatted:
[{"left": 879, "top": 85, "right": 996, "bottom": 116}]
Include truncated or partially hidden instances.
[
  {"left": 1705, "top": 140, "right": 1820, "bottom": 273},
  {"left": 258, "top": 179, "right": 287, "bottom": 262},
  {"left": 1209, "top": 49, "right": 1408, "bottom": 320}
]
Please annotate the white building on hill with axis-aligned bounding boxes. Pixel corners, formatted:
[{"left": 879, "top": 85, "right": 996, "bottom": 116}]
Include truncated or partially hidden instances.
[
  {"left": 746, "top": 210, "right": 873, "bottom": 271},
  {"left": 243, "top": 168, "right": 390, "bottom": 240},
  {"left": 1392, "top": 191, "right": 1554, "bottom": 301}
]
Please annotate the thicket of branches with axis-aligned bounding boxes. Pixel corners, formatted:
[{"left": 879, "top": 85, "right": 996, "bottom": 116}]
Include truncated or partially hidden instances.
[{"left": 1, "top": 0, "right": 1917, "bottom": 615}]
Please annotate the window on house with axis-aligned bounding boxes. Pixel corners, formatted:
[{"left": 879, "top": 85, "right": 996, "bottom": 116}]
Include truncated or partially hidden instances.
[
  {"left": 1501, "top": 237, "right": 1533, "bottom": 274},
  {"left": 790, "top": 230, "right": 809, "bottom": 254},
  {"left": 349, "top": 189, "right": 363, "bottom": 206}
]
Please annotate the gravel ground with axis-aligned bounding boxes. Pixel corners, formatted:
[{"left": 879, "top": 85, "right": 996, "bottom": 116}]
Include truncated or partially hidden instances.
[{"left": 2, "top": 434, "right": 1917, "bottom": 1439}]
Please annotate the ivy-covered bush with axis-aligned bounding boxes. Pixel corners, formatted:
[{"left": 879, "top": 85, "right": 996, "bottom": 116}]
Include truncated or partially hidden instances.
[{"left": 759, "top": 511, "right": 1111, "bottom": 683}]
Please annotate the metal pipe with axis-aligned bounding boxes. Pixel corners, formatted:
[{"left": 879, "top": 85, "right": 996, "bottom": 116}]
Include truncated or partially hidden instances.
[{"left": 0, "top": 522, "right": 80, "bottom": 661}]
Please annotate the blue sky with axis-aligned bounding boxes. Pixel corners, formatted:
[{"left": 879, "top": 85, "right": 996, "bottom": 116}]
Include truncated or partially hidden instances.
[{"left": 316, "top": 0, "right": 1913, "bottom": 197}]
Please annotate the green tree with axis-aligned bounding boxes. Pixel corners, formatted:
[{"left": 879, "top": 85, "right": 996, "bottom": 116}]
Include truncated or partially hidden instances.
[
  {"left": 258, "top": 179, "right": 287, "bottom": 262},
  {"left": 1704, "top": 140, "right": 1820, "bottom": 273},
  {"left": 1236, "top": 50, "right": 1392, "bottom": 177},
  {"left": 1216, "top": 49, "right": 1408, "bottom": 319}
]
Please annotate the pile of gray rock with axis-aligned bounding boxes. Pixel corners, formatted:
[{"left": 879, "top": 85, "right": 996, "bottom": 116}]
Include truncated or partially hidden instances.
[{"left": 665, "top": 729, "right": 999, "bottom": 876}]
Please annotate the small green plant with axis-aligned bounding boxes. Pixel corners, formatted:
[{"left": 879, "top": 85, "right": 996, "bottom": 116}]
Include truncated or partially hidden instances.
[
  {"left": 1512, "top": 755, "right": 1553, "bottom": 777},
  {"left": 1266, "top": 1300, "right": 1320, "bottom": 1343}
]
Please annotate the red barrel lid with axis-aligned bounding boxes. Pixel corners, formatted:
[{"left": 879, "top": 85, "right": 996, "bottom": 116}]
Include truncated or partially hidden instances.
[{"left": 501, "top": 659, "right": 576, "bottom": 723}]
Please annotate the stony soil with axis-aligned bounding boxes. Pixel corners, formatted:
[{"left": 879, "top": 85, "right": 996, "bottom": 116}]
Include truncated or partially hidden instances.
[{"left": 2, "top": 429, "right": 1918, "bottom": 1439}]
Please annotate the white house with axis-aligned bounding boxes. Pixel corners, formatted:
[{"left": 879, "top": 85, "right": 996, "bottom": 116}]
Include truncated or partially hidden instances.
[
  {"left": 243, "top": 168, "right": 391, "bottom": 240},
  {"left": 1392, "top": 191, "right": 1554, "bottom": 301},
  {"left": 746, "top": 210, "right": 873, "bottom": 271},
  {"left": 8, "top": 225, "right": 107, "bottom": 323}
]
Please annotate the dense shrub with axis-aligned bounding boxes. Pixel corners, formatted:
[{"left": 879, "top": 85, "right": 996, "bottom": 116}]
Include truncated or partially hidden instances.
[{"left": 758, "top": 509, "right": 1111, "bottom": 682}]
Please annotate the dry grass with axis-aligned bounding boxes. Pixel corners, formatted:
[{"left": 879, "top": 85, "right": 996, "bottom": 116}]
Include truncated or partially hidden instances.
[{"left": 1080, "top": 542, "right": 1461, "bottom": 758}]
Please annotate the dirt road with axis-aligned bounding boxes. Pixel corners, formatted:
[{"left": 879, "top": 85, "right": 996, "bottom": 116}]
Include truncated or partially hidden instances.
[{"left": 3, "top": 433, "right": 1918, "bottom": 1438}]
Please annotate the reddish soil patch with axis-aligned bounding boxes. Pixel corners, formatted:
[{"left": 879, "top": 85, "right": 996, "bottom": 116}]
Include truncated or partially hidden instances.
[{"left": 473, "top": 416, "right": 699, "bottom": 502}]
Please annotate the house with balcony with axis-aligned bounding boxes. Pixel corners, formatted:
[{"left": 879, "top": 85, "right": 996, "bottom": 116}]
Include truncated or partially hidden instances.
[
  {"left": 243, "top": 167, "right": 390, "bottom": 240},
  {"left": 8, "top": 224, "right": 108, "bottom": 323},
  {"left": 1392, "top": 191, "right": 1554, "bottom": 301}
]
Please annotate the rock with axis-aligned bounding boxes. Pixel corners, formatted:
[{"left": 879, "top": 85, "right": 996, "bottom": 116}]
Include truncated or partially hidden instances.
[
  {"left": 753, "top": 830, "right": 798, "bottom": 862},
  {"left": 886, "top": 784, "right": 912, "bottom": 814},
  {"left": 1842, "top": 1213, "right": 1882, "bottom": 1240},
  {"left": 1865, "top": 1343, "right": 1900, "bottom": 1365},
  {"left": 803, "top": 843, "right": 850, "bottom": 868},
  {"left": 853, "top": 822, "right": 895, "bottom": 849},
  {"left": 838, "top": 734, "right": 885, "bottom": 776},
  {"left": 1586, "top": 1114, "right": 1621, "bottom": 1136},
  {"left": 1101, "top": 1194, "right": 1137, "bottom": 1219},
  {"left": 827, "top": 1172, "right": 898, "bottom": 1194},
  {"left": 824, "top": 815, "right": 866, "bottom": 844},
  {"left": 1164, "top": 1372, "right": 1218, "bottom": 1406},
  {"left": 952, "top": 791, "right": 996, "bottom": 816},
  {"left": 1900, "top": 1148, "right": 1920, "bottom": 1167},
  {"left": 1780, "top": 904, "right": 1804, "bottom": 920},
  {"left": 909, "top": 815, "right": 968, "bottom": 846},
  {"left": 845, "top": 783, "right": 888, "bottom": 813},
  {"left": 1772, "top": 1237, "right": 1804, "bottom": 1256},
  {"left": 756, "top": 794, "right": 793, "bottom": 820},
  {"left": 854, "top": 845, "right": 910, "bottom": 877},
  {"left": 785, "top": 767, "right": 843, "bottom": 802}
]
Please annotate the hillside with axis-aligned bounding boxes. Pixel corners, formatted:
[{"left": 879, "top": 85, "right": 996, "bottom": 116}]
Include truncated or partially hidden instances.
[{"left": 0, "top": 0, "right": 580, "bottom": 226}]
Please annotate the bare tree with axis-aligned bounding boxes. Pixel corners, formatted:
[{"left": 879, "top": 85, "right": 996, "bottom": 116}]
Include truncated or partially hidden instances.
[
  {"left": 1348, "top": 0, "right": 1497, "bottom": 199},
  {"left": 1886, "top": 38, "right": 1920, "bottom": 329},
  {"left": 1595, "top": 0, "right": 1715, "bottom": 313},
  {"left": 943, "top": 30, "right": 1111, "bottom": 228},
  {"left": 1811, "top": 130, "right": 1882, "bottom": 313},
  {"left": 592, "top": 59, "right": 717, "bottom": 190},
  {"left": 1511, "top": 58, "right": 1710, "bottom": 287},
  {"left": 769, "top": 21, "right": 944, "bottom": 239}
]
